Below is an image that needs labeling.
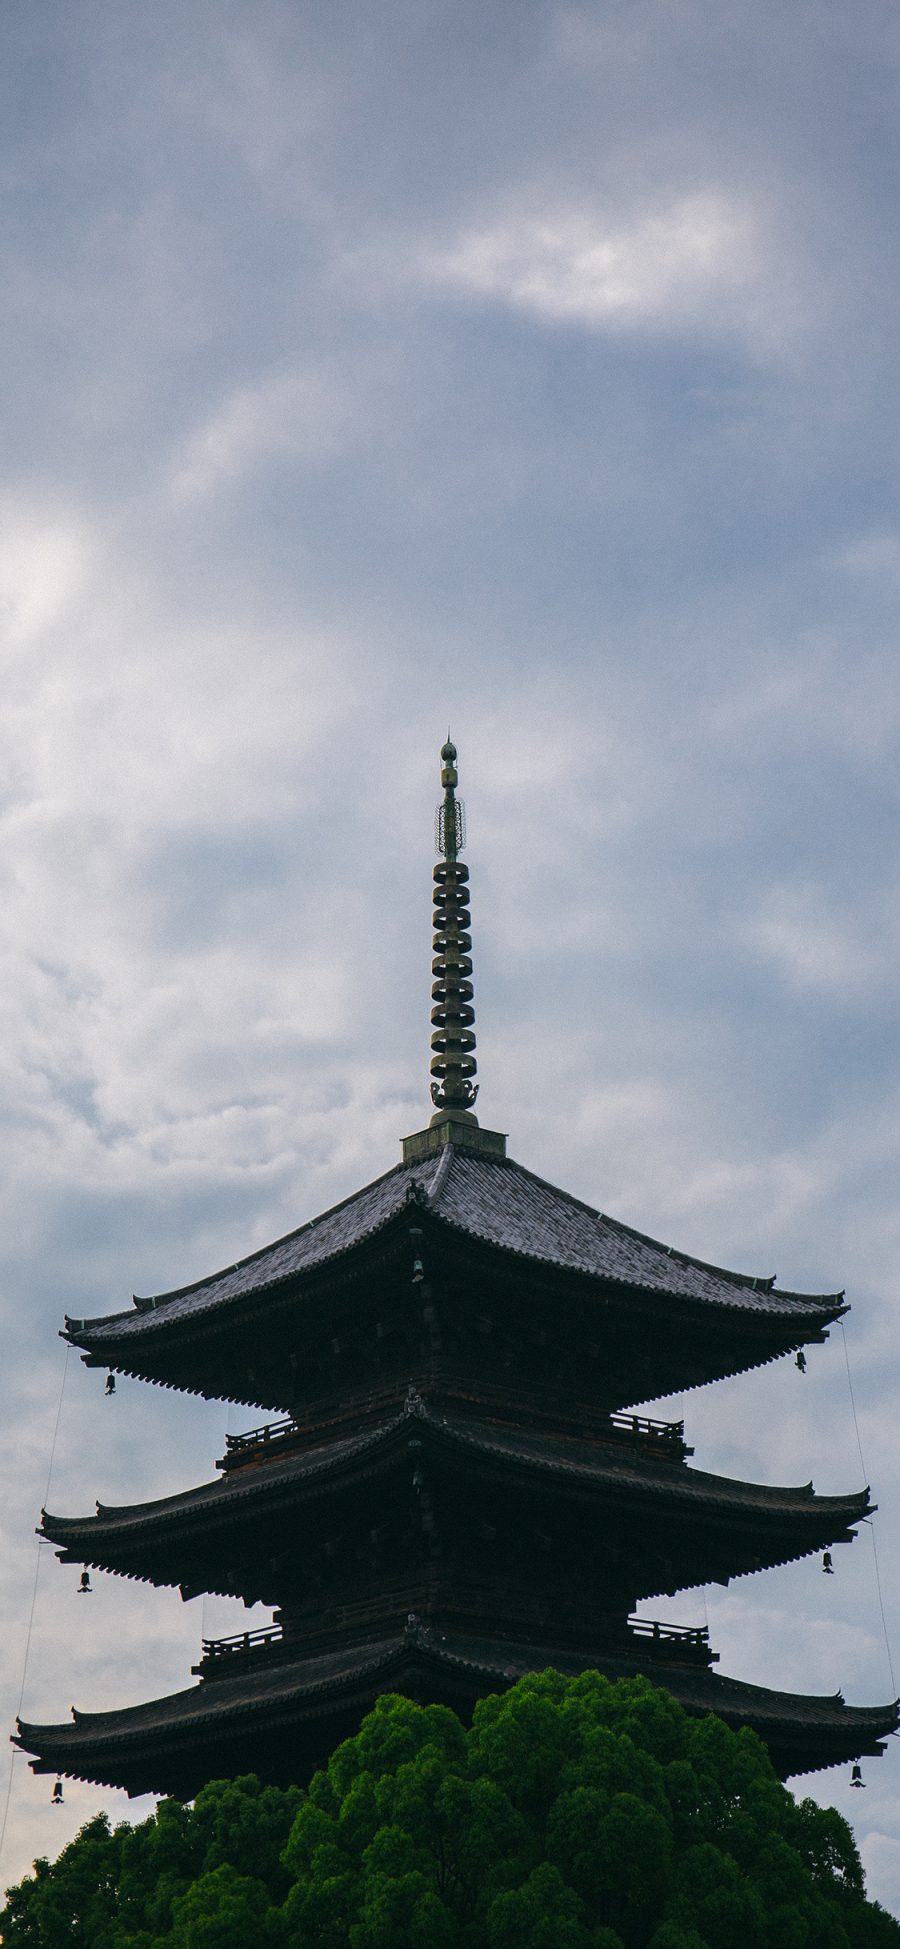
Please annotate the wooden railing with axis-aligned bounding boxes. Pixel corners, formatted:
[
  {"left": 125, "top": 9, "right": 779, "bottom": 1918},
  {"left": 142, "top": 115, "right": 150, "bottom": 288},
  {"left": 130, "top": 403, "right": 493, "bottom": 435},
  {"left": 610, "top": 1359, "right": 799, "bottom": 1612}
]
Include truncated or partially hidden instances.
[
  {"left": 224, "top": 1418, "right": 295, "bottom": 1455},
  {"left": 195, "top": 1611, "right": 714, "bottom": 1679},
  {"left": 631, "top": 1613, "right": 705, "bottom": 1644},
  {"left": 193, "top": 1624, "right": 285, "bottom": 1678},
  {"left": 610, "top": 1412, "right": 685, "bottom": 1444},
  {"left": 222, "top": 1403, "right": 686, "bottom": 1467},
  {"left": 628, "top": 1618, "right": 712, "bottom": 1657},
  {"left": 200, "top": 1623, "right": 283, "bottom": 1658}
]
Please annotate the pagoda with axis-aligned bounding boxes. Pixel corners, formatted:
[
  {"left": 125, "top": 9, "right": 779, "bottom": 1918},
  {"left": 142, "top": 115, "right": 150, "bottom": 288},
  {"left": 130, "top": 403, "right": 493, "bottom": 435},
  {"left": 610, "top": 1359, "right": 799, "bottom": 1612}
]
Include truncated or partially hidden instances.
[{"left": 17, "top": 742, "right": 897, "bottom": 1798}]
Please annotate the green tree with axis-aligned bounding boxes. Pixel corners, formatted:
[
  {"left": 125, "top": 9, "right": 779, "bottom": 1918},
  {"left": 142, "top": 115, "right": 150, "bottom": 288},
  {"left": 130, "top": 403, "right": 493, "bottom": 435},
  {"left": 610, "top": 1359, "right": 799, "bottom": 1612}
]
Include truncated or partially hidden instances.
[
  {"left": 2, "top": 1675, "right": 899, "bottom": 1949},
  {"left": 167, "top": 1862, "right": 276, "bottom": 1949}
]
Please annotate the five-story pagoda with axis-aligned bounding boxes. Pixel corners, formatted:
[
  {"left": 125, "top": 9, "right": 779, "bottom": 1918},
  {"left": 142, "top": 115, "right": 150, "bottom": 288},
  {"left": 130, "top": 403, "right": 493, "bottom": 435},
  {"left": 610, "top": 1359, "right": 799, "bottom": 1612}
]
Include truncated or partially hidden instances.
[{"left": 17, "top": 742, "right": 897, "bottom": 1798}]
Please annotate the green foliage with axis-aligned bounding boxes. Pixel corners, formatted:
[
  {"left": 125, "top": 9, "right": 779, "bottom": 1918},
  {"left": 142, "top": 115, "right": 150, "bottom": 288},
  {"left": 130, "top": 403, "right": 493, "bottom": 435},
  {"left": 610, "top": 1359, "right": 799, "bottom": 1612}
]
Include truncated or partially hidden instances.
[{"left": 2, "top": 1675, "right": 898, "bottom": 1948}]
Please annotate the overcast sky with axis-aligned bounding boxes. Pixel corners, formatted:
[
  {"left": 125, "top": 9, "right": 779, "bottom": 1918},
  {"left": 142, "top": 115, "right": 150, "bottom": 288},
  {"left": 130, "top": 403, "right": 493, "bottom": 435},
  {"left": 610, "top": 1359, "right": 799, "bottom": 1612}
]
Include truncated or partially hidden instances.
[{"left": 2, "top": 0, "right": 900, "bottom": 1911}]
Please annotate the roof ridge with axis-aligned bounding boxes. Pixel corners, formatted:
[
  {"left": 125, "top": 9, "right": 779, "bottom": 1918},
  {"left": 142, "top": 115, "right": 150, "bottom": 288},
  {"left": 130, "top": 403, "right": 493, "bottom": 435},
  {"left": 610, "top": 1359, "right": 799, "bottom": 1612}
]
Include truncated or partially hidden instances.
[
  {"left": 425, "top": 1142, "right": 455, "bottom": 1203},
  {"left": 479, "top": 1150, "right": 599, "bottom": 1220},
  {"left": 45, "top": 1408, "right": 873, "bottom": 1539},
  {"left": 42, "top": 1414, "right": 413, "bottom": 1532},
  {"left": 596, "top": 1206, "right": 845, "bottom": 1307},
  {"left": 20, "top": 1638, "right": 898, "bottom": 1740},
  {"left": 67, "top": 1158, "right": 421, "bottom": 1334},
  {"left": 63, "top": 1144, "right": 849, "bottom": 1350},
  {"left": 131, "top": 1158, "right": 411, "bottom": 1311},
  {"left": 433, "top": 1415, "right": 871, "bottom": 1510},
  {"left": 483, "top": 1154, "right": 841, "bottom": 1304}
]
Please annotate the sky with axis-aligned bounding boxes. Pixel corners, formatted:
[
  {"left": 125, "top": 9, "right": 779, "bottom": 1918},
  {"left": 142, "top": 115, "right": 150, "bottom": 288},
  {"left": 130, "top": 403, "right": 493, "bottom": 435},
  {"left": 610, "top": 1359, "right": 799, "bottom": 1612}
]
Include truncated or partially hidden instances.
[{"left": 1, "top": 0, "right": 900, "bottom": 1911}]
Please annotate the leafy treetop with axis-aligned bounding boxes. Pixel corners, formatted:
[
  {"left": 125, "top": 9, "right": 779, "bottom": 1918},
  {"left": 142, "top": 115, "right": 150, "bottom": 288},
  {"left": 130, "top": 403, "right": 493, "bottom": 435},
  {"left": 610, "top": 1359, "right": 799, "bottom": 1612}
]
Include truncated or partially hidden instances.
[{"left": 2, "top": 1672, "right": 898, "bottom": 1948}]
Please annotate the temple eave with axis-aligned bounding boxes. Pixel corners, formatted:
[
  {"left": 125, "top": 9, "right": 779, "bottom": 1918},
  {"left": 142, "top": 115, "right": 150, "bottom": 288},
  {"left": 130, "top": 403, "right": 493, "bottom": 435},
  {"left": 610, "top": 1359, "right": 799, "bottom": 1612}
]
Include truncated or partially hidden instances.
[
  {"left": 60, "top": 1150, "right": 848, "bottom": 1365},
  {"left": 36, "top": 1400, "right": 872, "bottom": 1620},
  {"left": 15, "top": 1632, "right": 898, "bottom": 1797},
  {"left": 37, "top": 1412, "right": 872, "bottom": 1600}
]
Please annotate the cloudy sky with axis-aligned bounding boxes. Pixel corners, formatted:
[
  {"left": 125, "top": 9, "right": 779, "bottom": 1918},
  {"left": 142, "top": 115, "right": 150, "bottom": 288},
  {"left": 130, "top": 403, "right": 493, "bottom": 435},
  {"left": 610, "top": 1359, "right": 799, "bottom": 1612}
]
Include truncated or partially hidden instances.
[{"left": 2, "top": 0, "right": 900, "bottom": 1909}]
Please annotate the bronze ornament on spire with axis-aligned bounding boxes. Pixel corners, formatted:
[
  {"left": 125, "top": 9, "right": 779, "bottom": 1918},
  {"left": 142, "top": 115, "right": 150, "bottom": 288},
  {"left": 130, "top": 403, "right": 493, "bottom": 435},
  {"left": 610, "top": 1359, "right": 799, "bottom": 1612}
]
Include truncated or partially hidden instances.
[
  {"left": 429, "top": 740, "right": 479, "bottom": 1125},
  {"left": 399, "top": 738, "right": 505, "bottom": 1162}
]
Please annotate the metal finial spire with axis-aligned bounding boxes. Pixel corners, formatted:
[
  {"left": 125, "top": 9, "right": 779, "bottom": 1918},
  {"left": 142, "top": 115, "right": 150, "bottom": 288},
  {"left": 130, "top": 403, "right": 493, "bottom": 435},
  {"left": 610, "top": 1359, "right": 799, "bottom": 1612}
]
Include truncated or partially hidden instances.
[
  {"left": 400, "top": 743, "right": 504, "bottom": 1161},
  {"left": 429, "top": 740, "right": 478, "bottom": 1123}
]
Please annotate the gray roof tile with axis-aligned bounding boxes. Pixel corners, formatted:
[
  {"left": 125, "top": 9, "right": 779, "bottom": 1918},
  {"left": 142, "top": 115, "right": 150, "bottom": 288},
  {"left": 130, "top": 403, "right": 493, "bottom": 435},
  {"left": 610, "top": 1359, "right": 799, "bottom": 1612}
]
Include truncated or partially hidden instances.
[{"left": 67, "top": 1145, "right": 845, "bottom": 1346}]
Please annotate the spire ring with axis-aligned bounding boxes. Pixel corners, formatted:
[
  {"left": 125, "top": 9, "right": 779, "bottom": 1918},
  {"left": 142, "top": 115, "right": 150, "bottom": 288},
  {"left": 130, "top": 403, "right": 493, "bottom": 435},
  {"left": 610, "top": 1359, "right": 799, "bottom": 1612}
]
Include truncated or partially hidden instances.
[{"left": 429, "top": 746, "right": 479, "bottom": 1120}]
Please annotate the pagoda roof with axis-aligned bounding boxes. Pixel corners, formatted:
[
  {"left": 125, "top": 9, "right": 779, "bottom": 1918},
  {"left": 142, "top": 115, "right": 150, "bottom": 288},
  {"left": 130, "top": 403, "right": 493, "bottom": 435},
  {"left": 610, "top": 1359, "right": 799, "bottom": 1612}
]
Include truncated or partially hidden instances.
[
  {"left": 64, "top": 1144, "right": 846, "bottom": 1357},
  {"left": 16, "top": 1621, "right": 898, "bottom": 1796},
  {"left": 40, "top": 1399, "right": 871, "bottom": 1599}
]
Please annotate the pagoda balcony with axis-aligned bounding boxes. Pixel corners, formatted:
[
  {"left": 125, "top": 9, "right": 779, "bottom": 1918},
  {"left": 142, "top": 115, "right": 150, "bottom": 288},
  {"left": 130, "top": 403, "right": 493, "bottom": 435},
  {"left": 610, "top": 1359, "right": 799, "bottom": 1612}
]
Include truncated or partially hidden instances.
[
  {"left": 627, "top": 1617, "right": 719, "bottom": 1667},
  {"left": 219, "top": 1399, "right": 690, "bottom": 1473},
  {"left": 193, "top": 1612, "right": 717, "bottom": 1683},
  {"left": 222, "top": 1416, "right": 297, "bottom": 1462},
  {"left": 193, "top": 1623, "right": 288, "bottom": 1680}
]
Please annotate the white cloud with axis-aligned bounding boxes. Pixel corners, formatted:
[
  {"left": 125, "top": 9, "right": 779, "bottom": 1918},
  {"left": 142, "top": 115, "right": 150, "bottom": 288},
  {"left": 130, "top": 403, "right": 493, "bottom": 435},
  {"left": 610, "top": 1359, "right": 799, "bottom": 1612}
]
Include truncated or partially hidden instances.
[
  {"left": 861, "top": 1835, "right": 900, "bottom": 1917},
  {"left": 421, "top": 192, "right": 776, "bottom": 346},
  {"left": 171, "top": 365, "right": 351, "bottom": 501},
  {"left": 0, "top": 0, "right": 899, "bottom": 1912},
  {"left": 737, "top": 882, "right": 884, "bottom": 997},
  {"left": 0, "top": 509, "right": 90, "bottom": 647},
  {"left": 839, "top": 532, "right": 900, "bottom": 580}
]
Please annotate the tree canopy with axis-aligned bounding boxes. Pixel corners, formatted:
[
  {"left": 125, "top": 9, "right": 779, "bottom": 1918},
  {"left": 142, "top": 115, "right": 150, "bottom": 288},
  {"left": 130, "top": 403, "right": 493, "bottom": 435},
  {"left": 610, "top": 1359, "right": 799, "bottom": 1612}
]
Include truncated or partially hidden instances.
[{"left": 2, "top": 1672, "right": 898, "bottom": 1948}]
